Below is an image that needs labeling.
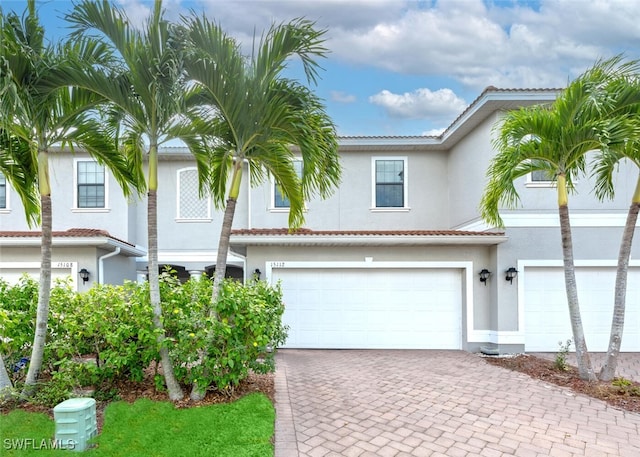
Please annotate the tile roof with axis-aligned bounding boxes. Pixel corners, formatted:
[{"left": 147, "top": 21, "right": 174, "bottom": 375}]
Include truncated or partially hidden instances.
[
  {"left": 231, "top": 228, "right": 504, "bottom": 237},
  {"left": 340, "top": 87, "right": 561, "bottom": 140},
  {"left": 0, "top": 228, "right": 136, "bottom": 247}
]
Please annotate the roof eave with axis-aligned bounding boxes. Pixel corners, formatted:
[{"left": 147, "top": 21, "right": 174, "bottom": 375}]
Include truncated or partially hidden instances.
[
  {"left": 230, "top": 234, "right": 508, "bottom": 247},
  {"left": 0, "top": 237, "right": 146, "bottom": 257}
]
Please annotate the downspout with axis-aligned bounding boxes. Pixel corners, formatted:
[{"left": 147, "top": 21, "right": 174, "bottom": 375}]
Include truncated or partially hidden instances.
[{"left": 98, "top": 247, "right": 121, "bottom": 284}]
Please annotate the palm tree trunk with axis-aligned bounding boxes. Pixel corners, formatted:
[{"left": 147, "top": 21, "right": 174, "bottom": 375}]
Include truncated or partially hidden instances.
[
  {"left": 557, "top": 178, "right": 596, "bottom": 381},
  {"left": 148, "top": 153, "right": 184, "bottom": 401},
  {"left": 22, "top": 194, "right": 52, "bottom": 396},
  {"left": 190, "top": 163, "right": 242, "bottom": 401},
  {"left": 599, "top": 179, "right": 640, "bottom": 381},
  {"left": 0, "top": 353, "right": 13, "bottom": 396},
  {"left": 211, "top": 197, "right": 238, "bottom": 301}
]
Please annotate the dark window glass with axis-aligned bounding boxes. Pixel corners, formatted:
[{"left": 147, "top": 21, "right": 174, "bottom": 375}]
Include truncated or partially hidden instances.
[
  {"left": 531, "top": 169, "right": 554, "bottom": 182},
  {"left": 77, "top": 161, "right": 105, "bottom": 208},
  {"left": 376, "top": 160, "right": 404, "bottom": 207},
  {"left": 274, "top": 160, "right": 303, "bottom": 208},
  {"left": 0, "top": 173, "right": 6, "bottom": 209}
]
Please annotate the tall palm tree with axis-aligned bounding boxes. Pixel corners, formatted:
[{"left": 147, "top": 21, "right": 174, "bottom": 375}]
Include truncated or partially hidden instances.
[
  {"left": 0, "top": 0, "right": 138, "bottom": 395},
  {"left": 180, "top": 15, "right": 341, "bottom": 400},
  {"left": 0, "top": 132, "right": 37, "bottom": 393},
  {"left": 480, "top": 58, "right": 638, "bottom": 381},
  {"left": 591, "top": 71, "right": 640, "bottom": 380},
  {"left": 66, "top": 0, "right": 197, "bottom": 401},
  {"left": 0, "top": 132, "right": 39, "bottom": 225}
]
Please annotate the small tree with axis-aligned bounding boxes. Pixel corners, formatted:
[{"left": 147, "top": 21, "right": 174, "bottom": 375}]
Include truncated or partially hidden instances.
[
  {"left": 591, "top": 70, "right": 640, "bottom": 380},
  {"left": 1, "top": 0, "right": 138, "bottom": 395},
  {"left": 180, "top": 15, "right": 341, "bottom": 400},
  {"left": 481, "top": 57, "right": 639, "bottom": 381}
]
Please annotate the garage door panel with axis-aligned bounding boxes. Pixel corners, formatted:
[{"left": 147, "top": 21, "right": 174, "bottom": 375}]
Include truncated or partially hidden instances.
[
  {"left": 524, "top": 267, "right": 640, "bottom": 352},
  {"left": 275, "top": 267, "right": 462, "bottom": 349}
]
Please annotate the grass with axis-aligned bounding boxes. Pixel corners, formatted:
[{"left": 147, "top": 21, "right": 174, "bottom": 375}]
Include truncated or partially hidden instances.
[{"left": 0, "top": 393, "right": 274, "bottom": 456}]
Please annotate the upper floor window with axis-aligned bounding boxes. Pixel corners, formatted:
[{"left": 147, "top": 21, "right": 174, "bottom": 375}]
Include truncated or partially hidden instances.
[
  {"left": 373, "top": 157, "right": 407, "bottom": 208},
  {"left": 0, "top": 173, "right": 6, "bottom": 209},
  {"left": 273, "top": 160, "right": 303, "bottom": 208},
  {"left": 77, "top": 161, "right": 105, "bottom": 208},
  {"left": 177, "top": 167, "right": 211, "bottom": 221},
  {"left": 527, "top": 168, "right": 555, "bottom": 187}
]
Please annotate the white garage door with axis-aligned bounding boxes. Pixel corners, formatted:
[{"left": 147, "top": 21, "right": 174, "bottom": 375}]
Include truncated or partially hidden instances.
[
  {"left": 273, "top": 267, "right": 462, "bottom": 349},
  {"left": 524, "top": 267, "right": 640, "bottom": 351}
]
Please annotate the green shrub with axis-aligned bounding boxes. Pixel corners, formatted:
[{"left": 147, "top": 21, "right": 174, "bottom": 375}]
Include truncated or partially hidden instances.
[
  {"left": 554, "top": 338, "right": 572, "bottom": 371},
  {"left": 0, "top": 276, "right": 38, "bottom": 383},
  {"left": 164, "top": 276, "right": 288, "bottom": 392},
  {"left": 49, "top": 281, "right": 158, "bottom": 385},
  {"left": 1, "top": 272, "right": 288, "bottom": 399}
]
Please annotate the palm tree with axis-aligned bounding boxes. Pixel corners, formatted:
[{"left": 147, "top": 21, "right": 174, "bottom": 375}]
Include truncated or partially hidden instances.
[
  {"left": 180, "top": 15, "right": 341, "bottom": 400},
  {"left": 480, "top": 58, "right": 638, "bottom": 381},
  {"left": 0, "top": 0, "right": 138, "bottom": 395},
  {"left": 0, "top": 132, "right": 39, "bottom": 225},
  {"left": 591, "top": 71, "right": 640, "bottom": 380},
  {"left": 65, "top": 0, "right": 197, "bottom": 401},
  {"left": 0, "top": 132, "right": 37, "bottom": 394}
]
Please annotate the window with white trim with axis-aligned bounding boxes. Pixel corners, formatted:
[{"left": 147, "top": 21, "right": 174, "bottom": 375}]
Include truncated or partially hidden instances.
[
  {"left": 373, "top": 157, "right": 407, "bottom": 208},
  {"left": 77, "top": 161, "right": 105, "bottom": 208},
  {"left": 526, "top": 168, "right": 556, "bottom": 188},
  {"left": 0, "top": 173, "right": 6, "bottom": 209},
  {"left": 273, "top": 160, "right": 303, "bottom": 208},
  {"left": 177, "top": 167, "right": 210, "bottom": 221}
]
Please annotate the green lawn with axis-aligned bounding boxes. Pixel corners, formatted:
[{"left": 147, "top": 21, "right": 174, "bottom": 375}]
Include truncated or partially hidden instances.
[{"left": 0, "top": 393, "right": 274, "bottom": 457}]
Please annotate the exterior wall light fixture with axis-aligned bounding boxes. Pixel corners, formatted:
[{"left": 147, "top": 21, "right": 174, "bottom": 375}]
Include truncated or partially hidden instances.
[
  {"left": 79, "top": 268, "right": 90, "bottom": 284},
  {"left": 505, "top": 267, "right": 518, "bottom": 284},
  {"left": 254, "top": 268, "right": 262, "bottom": 280},
  {"left": 479, "top": 269, "right": 491, "bottom": 285}
]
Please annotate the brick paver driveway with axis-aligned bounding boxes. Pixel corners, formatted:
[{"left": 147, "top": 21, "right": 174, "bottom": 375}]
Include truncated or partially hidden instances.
[{"left": 274, "top": 350, "right": 640, "bottom": 457}]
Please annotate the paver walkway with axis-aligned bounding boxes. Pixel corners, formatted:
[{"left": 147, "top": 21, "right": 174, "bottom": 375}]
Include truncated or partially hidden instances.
[{"left": 274, "top": 350, "right": 640, "bottom": 457}]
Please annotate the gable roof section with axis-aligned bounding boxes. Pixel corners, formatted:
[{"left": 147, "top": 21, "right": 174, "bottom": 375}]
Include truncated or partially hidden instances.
[
  {"left": 338, "top": 87, "right": 560, "bottom": 152},
  {"left": 231, "top": 228, "right": 507, "bottom": 247},
  {"left": 0, "top": 228, "right": 145, "bottom": 256}
]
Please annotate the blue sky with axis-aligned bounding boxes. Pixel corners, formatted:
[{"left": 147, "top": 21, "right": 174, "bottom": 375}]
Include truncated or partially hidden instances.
[{"left": 3, "top": 0, "right": 640, "bottom": 137}]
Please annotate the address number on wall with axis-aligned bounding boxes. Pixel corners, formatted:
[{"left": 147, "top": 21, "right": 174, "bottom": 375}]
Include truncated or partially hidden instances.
[
  {"left": 53, "top": 262, "right": 74, "bottom": 269},
  {"left": 270, "top": 262, "right": 285, "bottom": 268}
]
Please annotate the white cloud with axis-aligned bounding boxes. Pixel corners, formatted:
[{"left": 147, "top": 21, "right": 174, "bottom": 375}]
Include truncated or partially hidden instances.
[
  {"left": 330, "top": 91, "right": 357, "bottom": 103},
  {"left": 422, "top": 127, "right": 446, "bottom": 137},
  {"left": 116, "top": 0, "right": 186, "bottom": 28},
  {"left": 369, "top": 88, "right": 467, "bottom": 120}
]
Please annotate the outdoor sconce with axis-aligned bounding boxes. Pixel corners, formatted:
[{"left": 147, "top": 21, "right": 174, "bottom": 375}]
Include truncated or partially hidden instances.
[
  {"left": 505, "top": 267, "right": 518, "bottom": 284},
  {"left": 254, "top": 268, "right": 262, "bottom": 280},
  {"left": 479, "top": 269, "right": 491, "bottom": 286},
  {"left": 79, "top": 268, "right": 90, "bottom": 284}
]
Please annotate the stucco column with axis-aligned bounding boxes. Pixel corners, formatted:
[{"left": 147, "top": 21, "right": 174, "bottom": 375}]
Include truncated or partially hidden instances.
[
  {"left": 136, "top": 270, "right": 148, "bottom": 284},
  {"left": 188, "top": 270, "right": 203, "bottom": 280}
]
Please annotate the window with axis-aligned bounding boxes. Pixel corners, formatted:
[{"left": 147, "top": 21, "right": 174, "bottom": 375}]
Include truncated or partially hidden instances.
[
  {"left": 373, "top": 158, "right": 407, "bottom": 208},
  {"left": 77, "top": 161, "right": 105, "bottom": 208},
  {"left": 177, "top": 168, "right": 210, "bottom": 221},
  {"left": 530, "top": 170, "right": 554, "bottom": 182},
  {"left": 0, "top": 173, "right": 6, "bottom": 209},
  {"left": 527, "top": 168, "right": 556, "bottom": 187},
  {"left": 273, "top": 160, "right": 303, "bottom": 208}
]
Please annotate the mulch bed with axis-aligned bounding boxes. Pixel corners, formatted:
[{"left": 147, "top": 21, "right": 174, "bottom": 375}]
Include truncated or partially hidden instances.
[{"left": 485, "top": 354, "right": 640, "bottom": 414}]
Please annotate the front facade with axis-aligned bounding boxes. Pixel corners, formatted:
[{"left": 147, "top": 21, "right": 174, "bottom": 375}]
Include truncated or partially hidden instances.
[{"left": 2, "top": 87, "right": 639, "bottom": 354}]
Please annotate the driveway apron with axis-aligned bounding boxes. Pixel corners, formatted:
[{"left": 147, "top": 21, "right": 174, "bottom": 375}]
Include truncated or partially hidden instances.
[{"left": 274, "top": 349, "right": 640, "bottom": 457}]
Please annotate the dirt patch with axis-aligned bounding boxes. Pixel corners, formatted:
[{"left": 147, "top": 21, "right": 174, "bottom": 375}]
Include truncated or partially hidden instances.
[{"left": 485, "top": 354, "right": 640, "bottom": 414}]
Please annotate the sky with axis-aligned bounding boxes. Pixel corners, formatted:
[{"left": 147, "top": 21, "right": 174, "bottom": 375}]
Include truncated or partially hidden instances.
[{"left": 3, "top": 0, "right": 640, "bottom": 137}]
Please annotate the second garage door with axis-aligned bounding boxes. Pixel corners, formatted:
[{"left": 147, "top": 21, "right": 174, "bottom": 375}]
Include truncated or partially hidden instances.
[
  {"left": 524, "top": 266, "right": 640, "bottom": 351},
  {"left": 273, "top": 267, "right": 463, "bottom": 349}
]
